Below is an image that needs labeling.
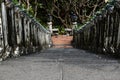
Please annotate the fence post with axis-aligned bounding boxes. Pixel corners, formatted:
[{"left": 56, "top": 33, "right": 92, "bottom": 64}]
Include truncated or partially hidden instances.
[
  {"left": 0, "top": 10, "right": 3, "bottom": 48},
  {"left": 117, "top": 15, "right": 120, "bottom": 49},
  {"left": 1, "top": 2, "right": 8, "bottom": 48},
  {"left": 47, "top": 14, "right": 52, "bottom": 33}
]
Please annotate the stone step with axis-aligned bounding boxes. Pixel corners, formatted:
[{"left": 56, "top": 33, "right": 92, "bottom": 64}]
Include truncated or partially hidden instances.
[
  {"left": 0, "top": 48, "right": 120, "bottom": 80},
  {"left": 53, "top": 44, "right": 73, "bottom": 48}
]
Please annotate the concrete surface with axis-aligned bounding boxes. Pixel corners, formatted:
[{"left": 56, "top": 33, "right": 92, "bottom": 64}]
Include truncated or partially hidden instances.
[{"left": 0, "top": 48, "right": 120, "bottom": 80}]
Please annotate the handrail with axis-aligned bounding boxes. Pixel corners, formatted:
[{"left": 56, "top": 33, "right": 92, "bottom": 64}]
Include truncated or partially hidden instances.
[
  {"left": 0, "top": 1, "right": 52, "bottom": 60},
  {"left": 73, "top": 0, "right": 120, "bottom": 55}
]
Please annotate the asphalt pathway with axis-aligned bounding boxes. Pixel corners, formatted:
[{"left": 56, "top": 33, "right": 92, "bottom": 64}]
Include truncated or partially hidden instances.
[{"left": 0, "top": 48, "right": 120, "bottom": 80}]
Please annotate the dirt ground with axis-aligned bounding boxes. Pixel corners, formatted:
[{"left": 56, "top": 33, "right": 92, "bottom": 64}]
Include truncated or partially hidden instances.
[{"left": 52, "top": 35, "right": 73, "bottom": 48}]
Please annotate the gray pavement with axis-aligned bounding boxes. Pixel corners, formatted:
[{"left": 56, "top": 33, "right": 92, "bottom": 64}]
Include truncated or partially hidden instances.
[{"left": 0, "top": 48, "right": 120, "bottom": 80}]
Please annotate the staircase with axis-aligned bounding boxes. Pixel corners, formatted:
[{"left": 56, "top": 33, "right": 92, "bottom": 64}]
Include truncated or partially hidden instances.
[{"left": 0, "top": 47, "right": 120, "bottom": 80}]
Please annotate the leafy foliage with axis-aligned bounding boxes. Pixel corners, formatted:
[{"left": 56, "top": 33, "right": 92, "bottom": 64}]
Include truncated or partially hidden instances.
[{"left": 11, "top": 0, "right": 106, "bottom": 28}]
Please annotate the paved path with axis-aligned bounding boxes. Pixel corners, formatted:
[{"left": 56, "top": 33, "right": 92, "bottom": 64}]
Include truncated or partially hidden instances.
[{"left": 0, "top": 48, "right": 120, "bottom": 80}]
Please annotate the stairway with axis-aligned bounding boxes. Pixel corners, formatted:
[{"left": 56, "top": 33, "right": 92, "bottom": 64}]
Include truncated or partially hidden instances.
[
  {"left": 0, "top": 48, "right": 120, "bottom": 80},
  {"left": 0, "top": 35, "right": 119, "bottom": 80}
]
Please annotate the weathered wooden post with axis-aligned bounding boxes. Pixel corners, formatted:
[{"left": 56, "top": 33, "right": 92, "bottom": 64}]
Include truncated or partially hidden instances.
[
  {"left": 40, "top": 30, "right": 43, "bottom": 49},
  {"left": 36, "top": 26, "right": 39, "bottom": 47},
  {"left": 26, "top": 15, "right": 30, "bottom": 47},
  {"left": 37, "top": 28, "right": 42, "bottom": 49},
  {"left": 47, "top": 14, "right": 52, "bottom": 33},
  {"left": 18, "top": 11, "right": 23, "bottom": 46},
  {"left": 0, "top": 11, "right": 3, "bottom": 47},
  {"left": 1, "top": 1, "right": 8, "bottom": 48},
  {"left": 32, "top": 21, "right": 36, "bottom": 51},
  {"left": 24, "top": 14, "right": 27, "bottom": 48},
  {"left": 1, "top": 1, "right": 13, "bottom": 60},
  {"left": 70, "top": 13, "right": 78, "bottom": 35},
  {"left": 117, "top": 14, "right": 120, "bottom": 51},
  {"left": 45, "top": 32, "right": 51, "bottom": 48},
  {"left": 13, "top": 5, "right": 21, "bottom": 56},
  {"left": 0, "top": 4, "right": 4, "bottom": 56}
]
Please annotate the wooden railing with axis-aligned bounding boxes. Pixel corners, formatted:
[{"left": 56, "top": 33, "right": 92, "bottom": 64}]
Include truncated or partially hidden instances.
[
  {"left": 73, "top": 1, "right": 120, "bottom": 55},
  {"left": 0, "top": 1, "right": 52, "bottom": 60}
]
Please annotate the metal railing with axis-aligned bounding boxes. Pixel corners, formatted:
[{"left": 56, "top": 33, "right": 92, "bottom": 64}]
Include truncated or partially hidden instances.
[
  {"left": 0, "top": 1, "right": 52, "bottom": 60},
  {"left": 73, "top": 1, "right": 120, "bottom": 55}
]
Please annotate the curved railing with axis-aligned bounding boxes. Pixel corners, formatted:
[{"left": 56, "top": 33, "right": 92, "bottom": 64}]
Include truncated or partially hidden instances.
[
  {"left": 73, "top": 1, "right": 120, "bottom": 55},
  {"left": 0, "top": 1, "right": 52, "bottom": 60}
]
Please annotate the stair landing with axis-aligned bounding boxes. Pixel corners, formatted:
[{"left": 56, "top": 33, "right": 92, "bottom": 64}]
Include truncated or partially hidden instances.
[{"left": 52, "top": 35, "right": 73, "bottom": 48}]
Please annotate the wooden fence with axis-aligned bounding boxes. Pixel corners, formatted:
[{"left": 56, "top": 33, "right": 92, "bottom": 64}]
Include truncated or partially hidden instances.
[
  {"left": 73, "top": 1, "right": 120, "bottom": 56},
  {"left": 0, "top": 1, "right": 52, "bottom": 60}
]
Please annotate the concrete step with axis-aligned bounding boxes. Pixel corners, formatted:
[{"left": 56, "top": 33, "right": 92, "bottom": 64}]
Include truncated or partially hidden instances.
[{"left": 0, "top": 48, "right": 120, "bottom": 80}]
